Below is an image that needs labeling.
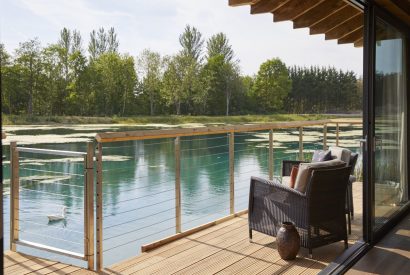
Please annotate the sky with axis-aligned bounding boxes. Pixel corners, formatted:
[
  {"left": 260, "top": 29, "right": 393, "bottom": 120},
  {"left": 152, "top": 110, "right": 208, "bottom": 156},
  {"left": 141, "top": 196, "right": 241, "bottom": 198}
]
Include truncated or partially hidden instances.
[{"left": 0, "top": 0, "right": 363, "bottom": 76}]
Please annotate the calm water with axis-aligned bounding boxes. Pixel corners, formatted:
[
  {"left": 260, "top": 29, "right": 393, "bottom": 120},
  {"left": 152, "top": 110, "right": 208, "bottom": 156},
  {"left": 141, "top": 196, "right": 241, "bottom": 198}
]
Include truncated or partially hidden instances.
[{"left": 2, "top": 124, "right": 362, "bottom": 267}]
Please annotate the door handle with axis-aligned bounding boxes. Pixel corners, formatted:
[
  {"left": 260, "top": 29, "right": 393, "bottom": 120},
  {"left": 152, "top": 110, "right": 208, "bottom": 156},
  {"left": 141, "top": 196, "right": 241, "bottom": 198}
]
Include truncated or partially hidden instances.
[{"left": 359, "top": 136, "right": 367, "bottom": 152}]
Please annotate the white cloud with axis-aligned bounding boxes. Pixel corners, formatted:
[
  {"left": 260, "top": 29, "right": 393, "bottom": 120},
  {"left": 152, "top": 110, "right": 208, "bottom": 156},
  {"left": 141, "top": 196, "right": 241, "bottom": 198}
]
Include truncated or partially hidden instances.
[
  {"left": 19, "top": 0, "right": 133, "bottom": 33},
  {"left": 1, "top": 0, "right": 363, "bottom": 75}
]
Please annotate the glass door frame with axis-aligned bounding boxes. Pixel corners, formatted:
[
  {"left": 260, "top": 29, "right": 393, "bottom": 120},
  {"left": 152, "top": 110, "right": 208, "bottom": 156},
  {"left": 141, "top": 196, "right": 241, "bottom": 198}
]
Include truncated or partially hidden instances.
[{"left": 363, "top": 1, "right": 410, "bottom": 244}]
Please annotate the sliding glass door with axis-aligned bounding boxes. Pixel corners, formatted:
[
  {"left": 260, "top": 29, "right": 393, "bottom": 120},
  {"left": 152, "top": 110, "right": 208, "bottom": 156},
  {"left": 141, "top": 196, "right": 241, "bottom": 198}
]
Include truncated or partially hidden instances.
[{"left": 373, "top": 17, "right": 408, "bottom": 232}]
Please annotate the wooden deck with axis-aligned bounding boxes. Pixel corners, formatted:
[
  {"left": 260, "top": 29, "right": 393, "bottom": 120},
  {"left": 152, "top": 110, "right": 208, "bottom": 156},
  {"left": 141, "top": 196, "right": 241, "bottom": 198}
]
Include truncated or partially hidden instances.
[
  {"left": 103, "top": 183, "right": 363, "bottom": 275},
  {"left": 3, "top": 250, "right": 95, "bottom": 275},
  {"left": 346, "top": 213, "right": 410, "bottom": 275},
  {"left": 4, "top": 183, "right": 363, "bottom": 275}
]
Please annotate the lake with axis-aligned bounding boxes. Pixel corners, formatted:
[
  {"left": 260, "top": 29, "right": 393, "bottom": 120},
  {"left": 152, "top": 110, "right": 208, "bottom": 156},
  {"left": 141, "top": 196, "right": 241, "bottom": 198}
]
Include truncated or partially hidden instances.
[{"left": 2, "top": 123, "right": 362, "bottom": 267}]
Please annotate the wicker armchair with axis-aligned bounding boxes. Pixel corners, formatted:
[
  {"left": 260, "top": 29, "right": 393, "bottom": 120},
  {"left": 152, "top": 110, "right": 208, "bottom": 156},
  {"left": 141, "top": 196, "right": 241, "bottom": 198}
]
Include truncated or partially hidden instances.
[
  {"left": 282, "top": 153, "right": 359, "bottom": 234},
  {"left": 248, "top": 166, "right": 351, "bottom": 257}
]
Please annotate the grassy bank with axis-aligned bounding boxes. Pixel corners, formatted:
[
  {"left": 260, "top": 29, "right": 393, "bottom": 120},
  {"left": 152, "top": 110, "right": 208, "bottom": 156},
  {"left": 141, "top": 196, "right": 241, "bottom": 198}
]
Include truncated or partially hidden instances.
[{"left": 2, "top": 114, "right": 355, "bottom": 126}]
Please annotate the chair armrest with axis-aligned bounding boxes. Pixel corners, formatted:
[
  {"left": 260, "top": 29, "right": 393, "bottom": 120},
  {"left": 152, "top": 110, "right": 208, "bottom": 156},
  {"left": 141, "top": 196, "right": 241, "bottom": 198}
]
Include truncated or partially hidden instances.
[
  {"left": 282, "top": 160, "right": 308, "bottom": 176},
  {"left": 250, "top": 176, "right": 306, "bottom": 199},
  {"left": 248, "top": 176, "right": 308, "bottom": 235}
]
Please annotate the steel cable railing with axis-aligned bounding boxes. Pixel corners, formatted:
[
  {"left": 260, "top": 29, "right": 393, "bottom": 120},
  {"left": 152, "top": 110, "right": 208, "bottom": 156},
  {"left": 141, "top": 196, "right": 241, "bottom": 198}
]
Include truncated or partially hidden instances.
[
  {"left": 19, "top": 178, "right": 84, "bottom": 188},
  {"left": 103, "top": 225, "right": 176, "bottom": 253},
  {"left": 8, "top": 143, "right": 94, "bottom": 269},
  {"left": 103, "top": 188, "right": 176, "bottom": 207},
  {"left": 102, "top": 197, "right": 176, "bottom": 218},
  {"left": 180, "top": 134, "right": 230, "bottom": 231},
  {"left": 233, "top": 131, "right": 270, "bottom": 212},
  {"left": 103, "top": 208, "right": 176, "bottom": 230},
  {"left": 99, "top": 138, "right": 177, "bottom": 267},
  {"left": 20, "top": 167, "right": 85, "bottom": 177},
  {"left": 94, "top": 122, "right": 363, "bottom": 270}
]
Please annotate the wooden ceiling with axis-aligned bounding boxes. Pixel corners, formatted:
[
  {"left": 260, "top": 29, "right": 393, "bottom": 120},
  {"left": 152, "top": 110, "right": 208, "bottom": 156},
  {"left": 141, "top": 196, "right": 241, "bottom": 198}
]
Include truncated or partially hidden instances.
[
  {"left": 228, "top": 0, "right": 365, "bottom": 47},
  {"left": 376, "top": 0, "right": 410, "bottom": 26},
  {"left": 229, "top": 1, "right": 410, "bottom": 48}
]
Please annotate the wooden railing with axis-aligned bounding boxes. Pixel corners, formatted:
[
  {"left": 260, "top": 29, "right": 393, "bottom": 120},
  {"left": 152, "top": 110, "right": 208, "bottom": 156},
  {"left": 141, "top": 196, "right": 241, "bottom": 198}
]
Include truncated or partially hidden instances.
[{"left": 94, "top": 118, "right": 361, "bottom": 270}]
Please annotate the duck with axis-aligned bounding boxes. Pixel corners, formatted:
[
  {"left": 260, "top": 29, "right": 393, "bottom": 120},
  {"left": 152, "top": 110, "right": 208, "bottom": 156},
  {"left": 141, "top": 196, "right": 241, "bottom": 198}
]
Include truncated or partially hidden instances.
[{"left": 47, "top": 206, "right": 67, "bottom": 222}]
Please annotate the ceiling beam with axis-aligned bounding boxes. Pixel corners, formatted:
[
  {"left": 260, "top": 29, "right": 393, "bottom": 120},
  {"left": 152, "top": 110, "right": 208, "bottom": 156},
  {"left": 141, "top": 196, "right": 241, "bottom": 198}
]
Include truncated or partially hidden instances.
[
  {"left": 337, "top": 26, "right": 363, "bottom": 44},
  {"left": 273, "top": 0, "right": 327, "bottom": 22},
  {"left": 228, "top": 0, "right": 256, "bottom": 7},
  {"left": 293, "top": 0, "right": 347, "bottom": 29},
  {"left": 250, "top": 0, "right": 291, "bottom": 15},
  {"left": 325, "top": 13, "right": 363, "bottom": 40},
  {"left": 390, "top": 0, "right": 410, "bottom": 14},
  {"left": 376, "top": 0, "right": 410, "bottom": 26},
  {"left": 354, "top": 38, "right": 363, "bottom": 47},
  {"left": 309, "top": 5, "right": 361, "bottom": 35},
  {"left": 342, "top": 0, "right": 365, "bottom": 11}
]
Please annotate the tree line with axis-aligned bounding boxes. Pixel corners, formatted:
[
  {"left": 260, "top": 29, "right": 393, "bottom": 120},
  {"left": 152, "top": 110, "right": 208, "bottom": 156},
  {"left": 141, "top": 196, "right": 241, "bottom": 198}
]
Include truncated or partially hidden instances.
[{"left": 0, "top": 26, "right": 362, "bottom": 117}]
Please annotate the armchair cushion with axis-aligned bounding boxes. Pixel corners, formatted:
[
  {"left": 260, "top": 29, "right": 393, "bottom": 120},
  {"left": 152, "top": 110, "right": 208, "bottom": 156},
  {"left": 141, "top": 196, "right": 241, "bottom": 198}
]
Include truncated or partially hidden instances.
[
  {"left": 282, "top": 176, "right": 291, "bottom": 187},
  {"left": 329, "top": 147, "right": 351, "bottom": 165},
  {"left": 289, "top": 165, "right": 299, "bottom": 188},
  {"left": 312, "top": 150, "right": 332, "bottom": 162},
  {"left": 294, "top": 159, "right": 346, "bottom": 193}
]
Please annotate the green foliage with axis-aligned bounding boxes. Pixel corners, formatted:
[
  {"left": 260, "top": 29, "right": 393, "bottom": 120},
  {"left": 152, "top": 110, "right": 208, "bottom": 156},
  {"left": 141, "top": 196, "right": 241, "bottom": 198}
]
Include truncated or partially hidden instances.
[
  {"left": 162, "top": 54, "right": 201, "bottom": 115},
  {"left": 201, "top": 54, "right": 240, "bottom": 115},
  {"left": 253, "top": 58, "right": 291, "bottom": 113},
  {"left": 179, "top": 25, "right": 204, "bottom": 61},
  {"left": 13, "top": 38, "right": 44, "bottom": 115},
  {"left": 137, "top": 49, "right": 164, "bottom": 115},
  {"left": 2, "top": 113, "right": 337, "bottom": 126},
  {"left": 201, "top": 33, "right": 240, "bottom": 116},
  {"left": 286, "top": 66, "right": 361, "bottom": 113},
  {"left": 88, "top": 27, "right": 119, "bottom": 61},
  {"left": 206, "top": 33, "right": 234, "bottom": 63},
  {"left": 1, "top": 26, "right": 362, "bottom": 119},
  {"left": 91, "top": 53, "right": 137, "bottom": 116}
]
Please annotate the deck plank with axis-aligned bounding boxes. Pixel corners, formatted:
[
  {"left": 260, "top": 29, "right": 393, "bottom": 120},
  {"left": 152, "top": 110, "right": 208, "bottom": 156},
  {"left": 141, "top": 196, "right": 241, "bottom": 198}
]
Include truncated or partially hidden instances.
[
  {"left": 4, "top": 251, "right": 34, "bottom": 268},
  {"left": 173, "top": 231, "right": 271, "bottom": 275},
  {"left": 106, "top": 183, "right": 363, "bottom": 275},
  {"left": 27, "top": 263, "right": 69, "bottom": 274},
  {"left": 107, "top": 217, "right": 248, "bottom": 273},
  {"left": 3, "top": 183, "right": 364, "bottom": 275},
  {"left": 216, "top": 239, "right": 282, "bottom": 275},
  {"left": 2, "top": 251, "right": 93, "bottom": 275},
  {"left": 346, "top": 214, "right": 410, "bottom": 275},
  {"left": 107, "top": 216, "right": 246, "bottom": 272},
  {"left": 4, "top": 256, "right": 58, "bottom": 275},
  {"left": 124, "top": 222, "right": 250, "bottom": 274},
  {"left": 31, "top": 263, "right": 68, "bottom": 275}
]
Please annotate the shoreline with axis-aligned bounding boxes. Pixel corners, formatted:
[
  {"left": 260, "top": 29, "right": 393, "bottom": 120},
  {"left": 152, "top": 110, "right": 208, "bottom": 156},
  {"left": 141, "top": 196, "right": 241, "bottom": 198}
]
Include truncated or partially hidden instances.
[{"left": 1, "top": 114, "right": 361, "bottom": 126}]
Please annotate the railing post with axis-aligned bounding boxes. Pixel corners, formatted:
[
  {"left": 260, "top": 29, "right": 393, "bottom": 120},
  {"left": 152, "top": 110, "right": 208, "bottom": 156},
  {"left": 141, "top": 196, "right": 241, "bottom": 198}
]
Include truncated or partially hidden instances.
[
  {"left": 323, "top": 124, "right": 328, "bottom": 150},
  {"left": 175, "top": 137, "right": 181, "bottom": 233},
  {"left": 229, "top": 132, "right": 235, "bottom": 214},
  {"left": 336, "top": 123, "right": 340, "bottom": 147},
  {"left": 269, "top": 129, "right": 274, "bottom": 180},
  {"left": 299, "top": 127, "right": 304, "bottom": 161},
  {"left": 10, "top": 141, "right": 19, "bottom": 251},
  {"left": 96, "top": 142, "right": 103, "bottom": 271},
  {"left": 84, "top": 142, "right": 94, "bottom": 270}
]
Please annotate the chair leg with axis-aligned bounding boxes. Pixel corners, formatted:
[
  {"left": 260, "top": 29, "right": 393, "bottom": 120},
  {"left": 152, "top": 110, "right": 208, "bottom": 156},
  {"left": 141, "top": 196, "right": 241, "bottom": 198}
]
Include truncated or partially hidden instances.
[
  {"left": 344, "top": 238, "right": 348, "bottom": 249},
  {"left": 347, "top": 184, "right": 353, "bottom": 219},
  {"left": 350, "top": 185, "right": 354, "bottom": 219},
  {"left": 347, "top": 212, "right": 351, "bottom": 235},
  {"left": 309, "top": 248, "right": 313, "bottom": 259},
  {"left": 249, "top": 228, "right": 253, "bottom": 242}
]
